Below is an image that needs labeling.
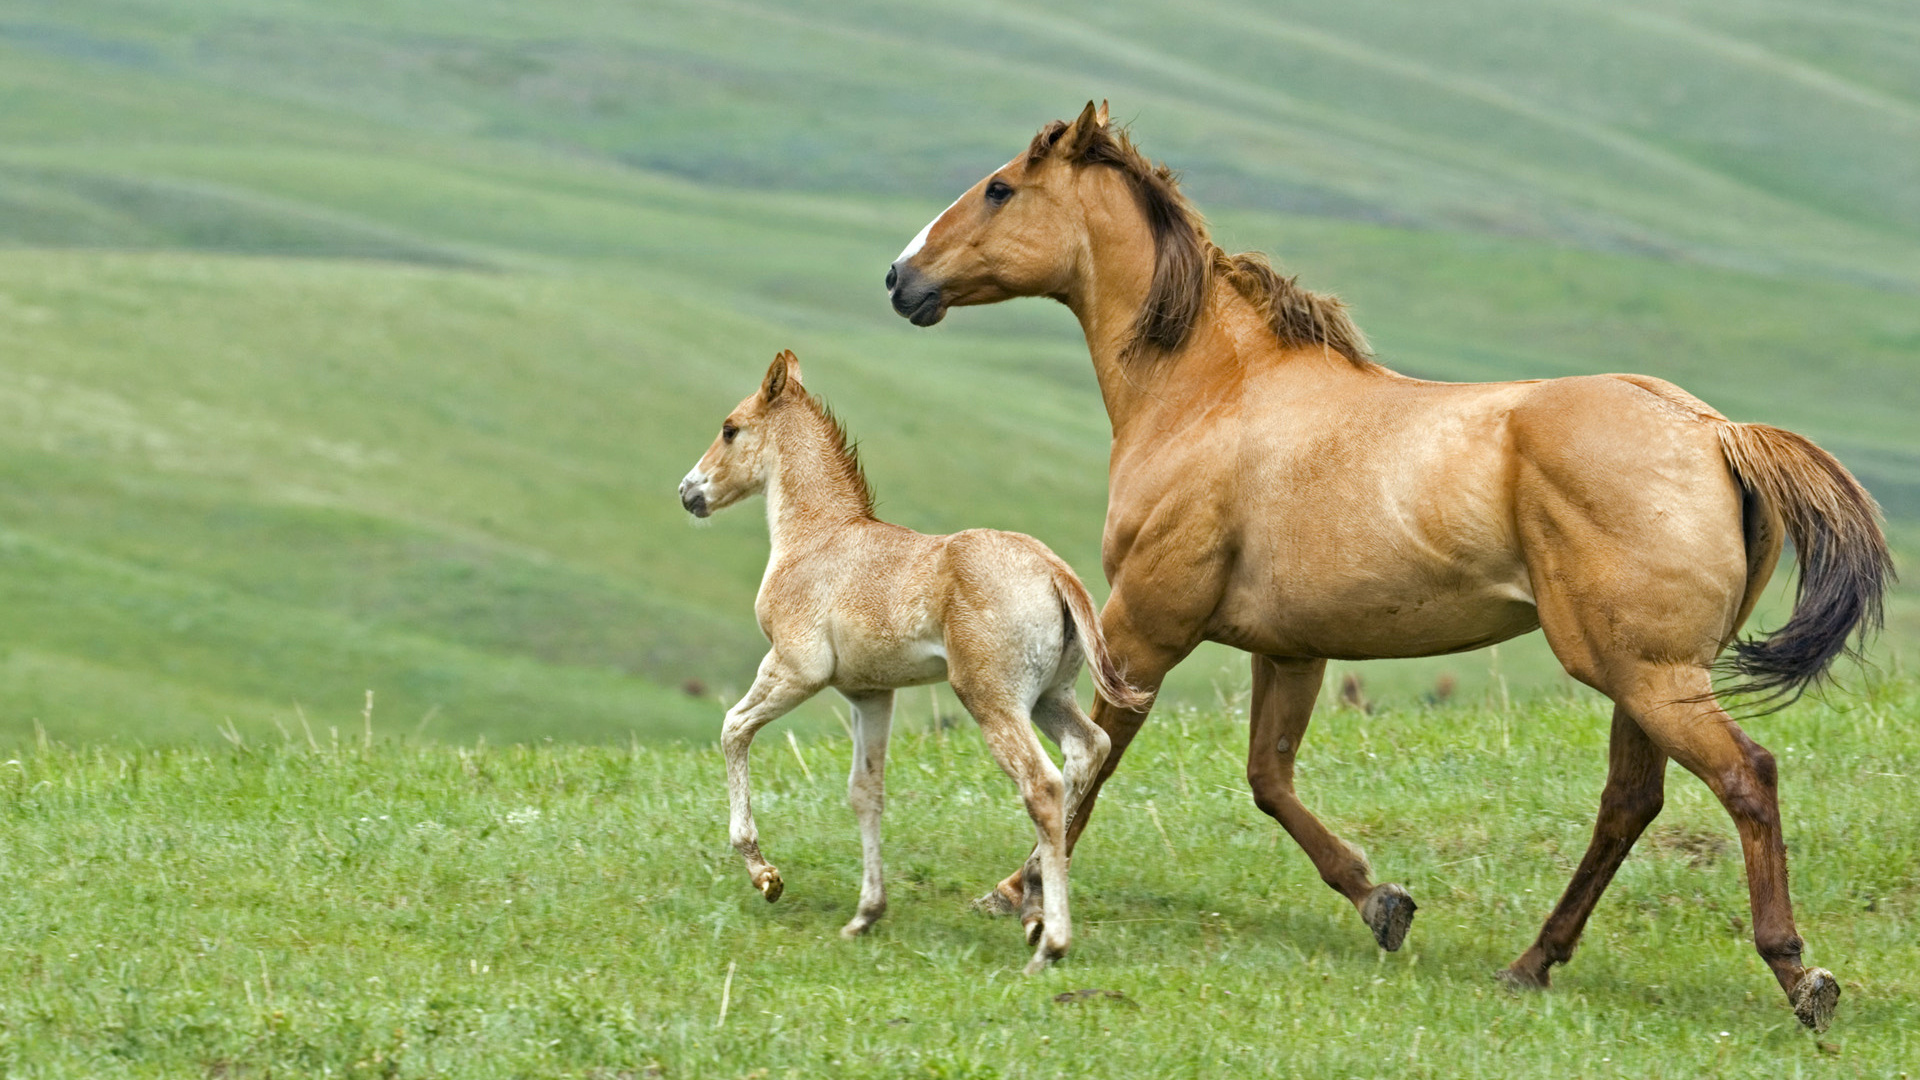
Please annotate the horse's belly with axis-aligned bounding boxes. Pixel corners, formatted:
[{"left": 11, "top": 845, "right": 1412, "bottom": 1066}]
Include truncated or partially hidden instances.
[{"left": 1213, "top": 574, "right": 1540, "bottom": 660}]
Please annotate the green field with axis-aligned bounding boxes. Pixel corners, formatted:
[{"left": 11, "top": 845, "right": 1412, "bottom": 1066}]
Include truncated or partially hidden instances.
[
  {"left": 1, "top": 4, "right": 1915, "bottom": 1076},
  {"left": 0, "top": 0, "right": 1916, "bottom": 745},
  {"left": 1, "top": 680, "right": 1914, "bottom": 1076}
]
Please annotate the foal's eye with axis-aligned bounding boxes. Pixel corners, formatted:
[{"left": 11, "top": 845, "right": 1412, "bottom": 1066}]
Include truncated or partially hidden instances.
[
  {"left": 722, "top": 422, "right": 739, "bottom": 443},
  {"left": 984, "top": 179, "right": 1014, "bottom": 206}
]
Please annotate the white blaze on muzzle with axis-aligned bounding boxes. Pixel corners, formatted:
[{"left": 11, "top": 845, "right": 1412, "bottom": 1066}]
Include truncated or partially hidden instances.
[{"left": 896, "top": 194, "right": 964, "bottom": 262}]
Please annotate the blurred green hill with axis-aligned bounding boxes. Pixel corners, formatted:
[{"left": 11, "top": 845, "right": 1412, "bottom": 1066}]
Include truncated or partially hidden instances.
[{"left": 0, "top": 0, "right": 1915, "bottom": 743}]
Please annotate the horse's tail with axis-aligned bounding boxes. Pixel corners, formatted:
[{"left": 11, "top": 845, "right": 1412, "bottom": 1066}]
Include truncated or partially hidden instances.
[
  {"left": 1717, "top": 422, "right": 1894, "bottom": 705},
  {"left": 1047, "top": 560, "right": 1153, "bottom": 712}
]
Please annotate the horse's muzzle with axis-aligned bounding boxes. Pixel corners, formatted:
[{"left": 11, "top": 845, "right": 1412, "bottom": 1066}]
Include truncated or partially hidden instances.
[{"left": 887, "top": 261, "right": 945, "bottom": 326}]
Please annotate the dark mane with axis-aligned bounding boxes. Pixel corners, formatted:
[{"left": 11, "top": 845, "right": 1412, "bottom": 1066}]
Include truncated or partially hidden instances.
[
  {"left": 1027, "top": 120, "right": 1372, "bottom": 368},
  {"left": 801, "top": 391, "right": 875, "bottom": 517}
]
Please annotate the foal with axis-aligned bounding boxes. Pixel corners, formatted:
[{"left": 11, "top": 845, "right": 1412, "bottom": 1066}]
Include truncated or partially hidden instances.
[{"left": 678, "top": 350, "right": 1142, "bottom": 973}]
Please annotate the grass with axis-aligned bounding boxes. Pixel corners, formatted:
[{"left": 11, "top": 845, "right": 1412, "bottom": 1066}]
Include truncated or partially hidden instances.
[{"left": 1, "top": 681, "right": 1915, "bottom": 1077}]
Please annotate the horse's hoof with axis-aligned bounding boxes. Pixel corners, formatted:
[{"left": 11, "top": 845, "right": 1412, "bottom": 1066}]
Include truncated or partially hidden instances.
[
  {"left": 1022, "top": 951, "right": 1058, "bottom": 976},
  {"left": 840, "top": 915, "right": 878, "bottom": 939},
  {"left": 1496, "top": 965, "right": 1549, "bottom": 992},
  {"left": 1024, "top": 916, "right": 1044, "bottom": 948},
  {"left": 1361, "top": 884, "right": 1417, "bottom": 951},
  {"left": 971, "top": 883, "right": 1019, "bottom": 916},
  {"left": 757, "top": 869, "right": 784, "bottom": 904},
  {"left": 1792, "top": 968, "right": 1839, "bottom": 1032}
]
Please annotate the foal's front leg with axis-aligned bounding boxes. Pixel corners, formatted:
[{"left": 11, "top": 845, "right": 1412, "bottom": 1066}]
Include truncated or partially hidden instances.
[
  {"left": 839, "top": 689, "right": 894, "bottom": 937},
  {"left": 722, "top": 653, "right": 821, "bottom": 902}
]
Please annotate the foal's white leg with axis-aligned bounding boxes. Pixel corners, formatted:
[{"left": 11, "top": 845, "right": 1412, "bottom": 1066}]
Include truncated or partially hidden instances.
[
  {"left": 961, "top": 695, "right": 1074, "bottom": 973},
  {"left": 1022, "top": 738, "right": 1074, "bottom": 975},
  {"left": 1013, "top": 689, "right": 1112, "bottom": 942},
  {"left": 1033, "top": 688, "right": 1113, "bottom": 830},
  {"left": 840, "top": 689, "right": 895, "bottom": 938},
  {"left": 722, "top": 653, "right": 819, "bottom": 902}
]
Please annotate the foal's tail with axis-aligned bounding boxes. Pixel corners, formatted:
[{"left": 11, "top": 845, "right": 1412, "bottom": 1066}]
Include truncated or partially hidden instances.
[
  {"left": 1047, "top": 561, "right": 1154, "bottom": 712},
  {"left": 1717, "top": 422, "right": 1894, "bottom": 705}
]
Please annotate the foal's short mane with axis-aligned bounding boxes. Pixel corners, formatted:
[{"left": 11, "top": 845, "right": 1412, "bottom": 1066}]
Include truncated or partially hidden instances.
[
  {"left": 795, "top": 390, "right": 875, "bottom": 516},
  {"left": 1027, "top": 121, "right": 1372, "bottom": 368}
]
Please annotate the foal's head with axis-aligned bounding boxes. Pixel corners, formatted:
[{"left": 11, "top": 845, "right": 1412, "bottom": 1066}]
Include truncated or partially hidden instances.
[
  {"left": 679, "top": 350, "right": 874, "bottom": 521},
  {"left": 679, "top": 350, "right": 804, "bottom": 519}
]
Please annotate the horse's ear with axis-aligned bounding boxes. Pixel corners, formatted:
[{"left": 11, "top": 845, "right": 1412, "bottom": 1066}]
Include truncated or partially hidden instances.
[
  {"left": 1059, "top": 100, "right": 1103, "bottom": 158},
  {"left": 1095, "top": 99, "right": 1110, "bottom": 128},
  {"left": 762, "top": 351, "right": 791, "bottom": 401},
  {"left": 780, "top": 349, "right": 803, "bottom": 387}
]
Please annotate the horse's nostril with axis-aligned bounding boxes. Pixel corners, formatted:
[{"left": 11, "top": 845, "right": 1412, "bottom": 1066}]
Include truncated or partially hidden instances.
[{"left": 885, "top": 265, "right": 898, "bottom": 292}]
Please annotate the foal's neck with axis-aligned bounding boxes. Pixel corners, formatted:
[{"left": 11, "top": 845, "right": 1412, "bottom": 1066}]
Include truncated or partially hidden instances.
[{"left": 764, "top": 404, "right": 873, "bottom": 555}]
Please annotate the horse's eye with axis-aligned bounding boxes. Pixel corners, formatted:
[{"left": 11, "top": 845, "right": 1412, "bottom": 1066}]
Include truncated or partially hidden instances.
[
  {"left": 722, "top": 422, "right": 739, "bottom": 443},
  {"left": 984, "top": 179, "right": 1014, "bottom": 206}
]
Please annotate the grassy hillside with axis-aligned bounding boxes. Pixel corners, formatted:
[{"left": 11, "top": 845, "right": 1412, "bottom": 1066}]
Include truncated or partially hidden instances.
[
  {"left": 0, "top": 1, "right": 1915, "bottom": 743},
  {"left": 0, "top": 685, "right": 1915, "bottom": 1076}
]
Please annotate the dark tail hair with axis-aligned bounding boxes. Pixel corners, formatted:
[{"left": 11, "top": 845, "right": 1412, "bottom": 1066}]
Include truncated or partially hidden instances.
[
  {"left": 1717, "top": 423, "right": 1895, "bottom": 705},
  {"left": 1048, "top": 561, "right": 1154, "bottom": 712}
]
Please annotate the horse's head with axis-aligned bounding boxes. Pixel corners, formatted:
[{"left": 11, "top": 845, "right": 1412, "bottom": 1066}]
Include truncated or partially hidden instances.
[
  {"left": 887, "top": 101, "right": 1127, "bottom": 327},
  {"left": 680, "top": 350, "right": 803, "bottom": 518}
]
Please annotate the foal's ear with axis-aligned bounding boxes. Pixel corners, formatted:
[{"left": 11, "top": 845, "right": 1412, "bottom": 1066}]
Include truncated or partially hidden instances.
[
  {"left": 762, "top": 349, "right": 802, "bottom": 401},
  {"left": 1059, "top": 100, "right": 1106, "bottom": 159}
]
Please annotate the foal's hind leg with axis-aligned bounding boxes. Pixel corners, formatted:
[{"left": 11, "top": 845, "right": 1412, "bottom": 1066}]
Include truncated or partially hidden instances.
[
  {"left": 977, "top": 590, "right": 1196, "bottom": 914},
  {"left": 839, "top": 689, "right": 894, "bottom": 938},
  {"left": 1503, "top": 706, "right": 1666, "bottom": 988},
  {"left": 1016, "top": 687, "right": 1113, "bottom": 944},
  {"left": 1248, "top": 655, "right": 1415, "bottom": 950},
  {"left": 956, "top": 685, "right": 1075, "bottom": 973}
]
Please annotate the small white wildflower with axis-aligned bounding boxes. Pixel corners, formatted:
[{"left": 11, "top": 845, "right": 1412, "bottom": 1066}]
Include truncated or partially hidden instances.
[
  {"left": 505, "top": 806, "right": 542, "bottom": 826},
  {"left": 413, "top": 820, "right": 444, "bottom": 833}
]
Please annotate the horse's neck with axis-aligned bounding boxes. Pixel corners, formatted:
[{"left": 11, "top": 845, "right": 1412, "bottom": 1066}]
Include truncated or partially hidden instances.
[
  {"left": 1076, "top": 277, "right": 1312, "bottom": 433},
  {"left": 763, "top": 427, "right": 868, "bottom": 559}
]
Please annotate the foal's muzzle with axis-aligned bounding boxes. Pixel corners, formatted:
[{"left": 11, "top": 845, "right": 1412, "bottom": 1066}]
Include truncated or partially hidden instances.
[
  {"left": 886, "top": 261, "right": 945, "bottom": 327},
  {"left": 679, "top": 474, "right": 711, "bottom": 518}
]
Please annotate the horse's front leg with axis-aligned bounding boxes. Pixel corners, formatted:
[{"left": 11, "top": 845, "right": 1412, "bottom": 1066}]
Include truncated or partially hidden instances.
[
  {"left": 722, "top": 653, "right": 820, "bottom": 902},
  {"left": 1248, "top": 655, "right": 1416, "bottom": 951},
  {"left": 838, "top": 689, "right": 894, "bottom": 937}
]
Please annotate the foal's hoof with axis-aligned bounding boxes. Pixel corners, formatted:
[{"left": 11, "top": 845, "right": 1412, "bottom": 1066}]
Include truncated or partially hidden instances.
[
  {"left": 1021, "top": 946, "right": 1064, "bottom": 976},
  {"left": 840, "top": 911, "right": 883, "bottom": 939},
  {"left": 755, "top": 868, "right": 784, "bottom": 904},
  {"left": 1361, "top": 884, "right": 1417, "bottom": 952},
  {"left": 971, "top": 882, "right": 1020, "bottom": 916},
  {"left": 1791, "top": 968, "right": 1840, "bottom": 1033},
  {"left": 1024, "top": 916, "right": 1045, "bottom": 948}
]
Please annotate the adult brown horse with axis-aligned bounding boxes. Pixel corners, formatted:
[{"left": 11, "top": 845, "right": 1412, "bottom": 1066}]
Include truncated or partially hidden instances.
[{"left": 885, "top": 102, "right": 1891, "bottom": 1031}]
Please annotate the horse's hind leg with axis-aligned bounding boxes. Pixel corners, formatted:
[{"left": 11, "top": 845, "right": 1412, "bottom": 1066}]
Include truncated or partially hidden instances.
[
  {"left": 839, "top": 689, "right": 894, "bottom": 938},
  {"left": 1248, "top": 655, "right": 1415, "bottom": 950},
  {"left": 1503, "top": 706, "right": 1666, "bottom": 988},
  {"left": 1619, "top": 666, "right": 1837, "bottom": 1031}
]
